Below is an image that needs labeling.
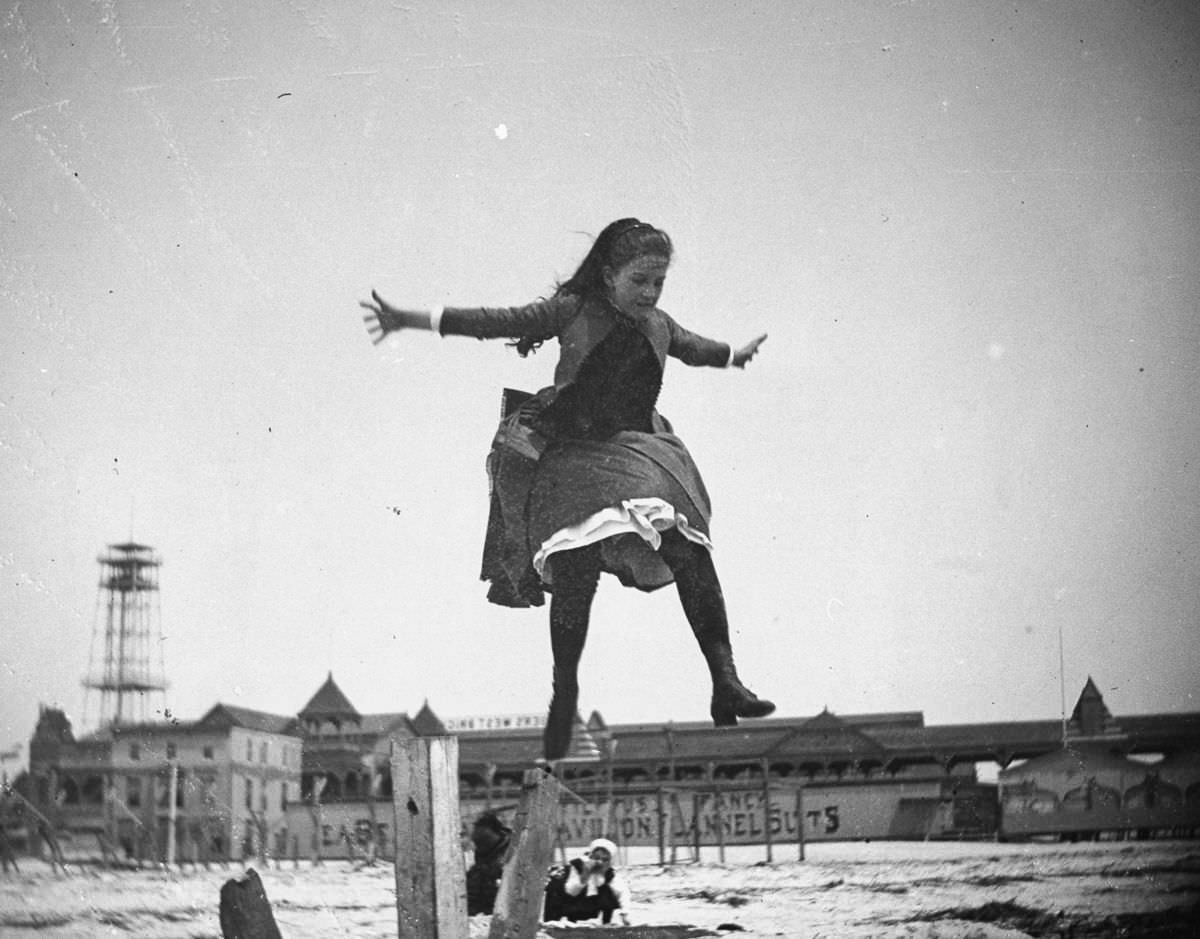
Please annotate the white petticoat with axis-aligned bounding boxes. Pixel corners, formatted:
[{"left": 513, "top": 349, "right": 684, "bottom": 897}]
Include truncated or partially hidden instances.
[{"left": 533, "top": 497, "right": 713, "bottom": 584}]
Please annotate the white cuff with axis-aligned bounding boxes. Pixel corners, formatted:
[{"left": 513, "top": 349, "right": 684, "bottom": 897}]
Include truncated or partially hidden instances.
[
  {"left": 429, "top": 304, "right": 444, "bottom": 335},
  {"left": 725, "top": 344, "right": 735, "bottom": 368}
]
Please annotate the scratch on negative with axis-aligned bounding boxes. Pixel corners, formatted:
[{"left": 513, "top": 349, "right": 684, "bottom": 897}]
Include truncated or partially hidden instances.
[{"left": 11, "top": 100, "right": 70, "bottom": 121}]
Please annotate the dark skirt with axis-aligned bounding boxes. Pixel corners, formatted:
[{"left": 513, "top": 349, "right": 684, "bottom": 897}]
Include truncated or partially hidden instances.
[{"left": 480, "top": 389, "right": 713, "bottom": 608}]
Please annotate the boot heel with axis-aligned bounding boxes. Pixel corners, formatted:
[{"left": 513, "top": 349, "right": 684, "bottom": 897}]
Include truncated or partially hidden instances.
[
  {"left": 711, "top": 687, "right": 776, "bottom": 728},
  {"left": 711, "top": 698, "right": 739, "bottom": 727}
]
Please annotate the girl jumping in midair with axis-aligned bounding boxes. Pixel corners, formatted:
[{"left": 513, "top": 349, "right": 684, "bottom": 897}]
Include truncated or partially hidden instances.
[{"left": 361, "top": 218, "right": 774, "bottom": 760}]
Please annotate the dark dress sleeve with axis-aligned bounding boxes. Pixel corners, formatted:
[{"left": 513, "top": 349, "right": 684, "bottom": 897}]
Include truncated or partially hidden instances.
[
  {"left": 661, "top": 311, "right": 731, "bottom": 367},
  {"left": 440, "top": 296, "right": 575, "bottom": 343}
]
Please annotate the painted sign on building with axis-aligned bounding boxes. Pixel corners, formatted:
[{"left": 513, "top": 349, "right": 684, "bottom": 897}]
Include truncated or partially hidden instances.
[
  {"left": 443, "top": 714, "right": 546, "bottom": 732},
  {"left": 464, "top": 781, "right": 953, "bottom": 848},
  {"left": 283, "top": 779, "right": 984, "bottom": 860}
]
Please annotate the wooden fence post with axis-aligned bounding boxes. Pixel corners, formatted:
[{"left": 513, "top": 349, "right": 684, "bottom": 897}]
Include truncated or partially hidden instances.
[
  {"left": 761, "top": 758, "right": 773, "bottom": 864},
  {"left": 488, "top": 768, "right": 563, "bottom": 939},
  {"left": 655, "top": 787, "right": 665, "bottom": 865},
  {"left": 391, "top": 737, "right": 468, "bottom": 939},
  {"left": 796, "top": 786, "right": 805, "bottom": 862}
]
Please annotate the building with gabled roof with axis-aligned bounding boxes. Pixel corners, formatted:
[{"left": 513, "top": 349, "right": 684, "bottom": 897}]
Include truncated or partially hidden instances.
[
  {"left": 27, "top": 701, "right": 303, "bottom": 864},
  {"left": 27, "top": 674, "right": 1200, "bottom": 859}
]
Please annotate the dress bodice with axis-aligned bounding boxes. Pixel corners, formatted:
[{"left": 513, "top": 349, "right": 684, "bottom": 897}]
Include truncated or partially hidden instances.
[{"left": 535, "top": 314, "right": 663, "bottom": 440}]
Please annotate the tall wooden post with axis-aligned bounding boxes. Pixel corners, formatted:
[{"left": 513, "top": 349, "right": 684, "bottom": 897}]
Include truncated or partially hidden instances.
[
  {"left": 489, "top": 769, "right": 564, "bottom": 939},
  {"left": 796, "top": 786, "right": 805, "bottom": 862},
  {"left": 708, "top": 762, "right": 725, "bottom": 864},
  {"left": 760, "top": 758, "right": 772, "bottom": 864},
  {"left": 655, "top": 787, "right": 665, "bottom": 865},
  {"left": 167, "top": 762, "right": 178, "bottom": 866},
  {"left": 391, "top": 737, "right": 467, "bottom": 939}
]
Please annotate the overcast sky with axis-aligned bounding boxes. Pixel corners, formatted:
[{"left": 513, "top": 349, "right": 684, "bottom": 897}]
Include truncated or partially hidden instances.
[{"left": 3, "top": 1, "right": 1198, "bottom": 762}]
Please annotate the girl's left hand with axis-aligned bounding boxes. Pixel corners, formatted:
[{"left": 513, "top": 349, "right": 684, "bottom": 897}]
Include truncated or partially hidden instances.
[{"left": 732, "top": 333, "right": 767, "bottom": 368}]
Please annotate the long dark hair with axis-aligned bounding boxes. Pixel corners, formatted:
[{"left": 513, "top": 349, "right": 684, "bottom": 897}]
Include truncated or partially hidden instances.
[{"left": 512, "top": 218, "right": 673, "bottom": 357}]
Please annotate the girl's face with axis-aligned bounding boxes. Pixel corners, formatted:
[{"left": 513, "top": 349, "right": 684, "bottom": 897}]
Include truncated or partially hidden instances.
[{"left": 604, "top": 254, "right": 669, "bottom": 320}]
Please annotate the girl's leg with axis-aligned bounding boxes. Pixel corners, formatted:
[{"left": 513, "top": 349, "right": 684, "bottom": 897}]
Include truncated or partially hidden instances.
[
  {"left": 658, "top": 529, "right": 776, "bottom": 726},
  {"left": 543, "top": 543, "right": 603, "bottom": 760}
]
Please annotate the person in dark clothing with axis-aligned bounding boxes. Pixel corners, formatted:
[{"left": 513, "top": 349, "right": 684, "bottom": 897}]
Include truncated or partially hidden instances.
[
  {"left": 466, "top": 811, "right": 512, "bottom": 915},
  {"left": 542, "top": 837, "right": 630, "bottom": 924},
  {"left": 361, "top": 218, "right": 775, "bottom": 760}
]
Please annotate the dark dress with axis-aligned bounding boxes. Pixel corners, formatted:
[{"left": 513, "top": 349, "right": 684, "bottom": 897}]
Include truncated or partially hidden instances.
[
  {"left": 542, "top": 858, "right": 623, "bottom": 924},
  {"left": 440, "top": 296, "right": 727, "bottom": 608}
]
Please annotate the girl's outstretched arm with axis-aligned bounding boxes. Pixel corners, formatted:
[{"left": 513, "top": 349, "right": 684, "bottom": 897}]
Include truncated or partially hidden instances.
[
  {"left": 731, "top": 333, "right": 768, "bottom": 368},
  {"left": 360, "top": 289, "right": 435, "bottom": 344}
]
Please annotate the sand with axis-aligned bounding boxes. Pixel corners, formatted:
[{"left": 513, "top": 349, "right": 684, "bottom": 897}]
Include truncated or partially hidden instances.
[{"left": 0, "top": 840, "right": 1197, "bottom": 938}]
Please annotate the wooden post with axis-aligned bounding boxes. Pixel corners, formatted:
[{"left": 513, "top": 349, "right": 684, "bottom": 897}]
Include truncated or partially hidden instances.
[
  {"left": 484, "top": 763, "right": 496, "bottom": 811},
  {"left": 218, "top": 868, "right": 283, "bottom": 939},
  {"left": 391, "top": 736, "right": 467, "bottom": 939},
  {"left": 668, "top": 790, "right": 681, "bottom": 865},
  {"left": 655, "top": 787, "right": 665, "bottom": 865},
  {"left": 488, "top": 769, "right": 564, "bottom": 939},
  {"left": 796, "top": 787, "right": 805, "bottom": 862},
  {"left": 708, "top": 763, "right": 725, "bottom": 864},
  {"left": 761, "top": 758, "right": 773, "bottom": 864},
  {"left": 690, "top": 792, "right": 700, "bottom": 860},
  {"left": 167, "top": 763, "right": 178, "bottom": 867}
]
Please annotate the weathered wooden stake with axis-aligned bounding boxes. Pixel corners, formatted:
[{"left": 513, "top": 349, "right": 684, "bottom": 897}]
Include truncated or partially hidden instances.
[
  {"left": 391, "top": 736, "right": 468, "bottom": 939},
  {"left": 488, "top": 768, "right": 564, "bottom": 939},
  {"left": 219, "top": 868, "right": 283, "bottom": 939}
]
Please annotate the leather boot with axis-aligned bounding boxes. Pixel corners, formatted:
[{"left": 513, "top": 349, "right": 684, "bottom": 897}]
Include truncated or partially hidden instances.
[
  {"left": 710, "top": 657, "right": 777, "bottom": 727},
  {"left": 660, "top": 533, "right": 775, "bottom": 728}
]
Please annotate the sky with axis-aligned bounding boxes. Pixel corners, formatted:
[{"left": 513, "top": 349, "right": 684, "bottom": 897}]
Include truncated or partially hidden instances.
[{"left": 3, "top": 1, "right": 1198, "bottom": 766}]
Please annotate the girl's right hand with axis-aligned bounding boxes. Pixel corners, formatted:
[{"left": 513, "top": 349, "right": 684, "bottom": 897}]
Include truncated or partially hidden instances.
[{"left": 360, "top": 289, "right": 425, "bottom": 344}]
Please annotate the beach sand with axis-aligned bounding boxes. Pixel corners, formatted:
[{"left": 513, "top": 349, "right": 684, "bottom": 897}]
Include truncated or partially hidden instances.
[{"left": 0, "top": 840, "right": 1196, "bottom": 938}]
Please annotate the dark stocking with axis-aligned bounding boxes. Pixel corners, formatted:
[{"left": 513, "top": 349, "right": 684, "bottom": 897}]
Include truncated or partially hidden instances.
[
  {"left": 658, "top": 530, "right": 775, "bottom": 726},
  {"left": 543, "top": 544, "right": 602, "bottom": 760}
]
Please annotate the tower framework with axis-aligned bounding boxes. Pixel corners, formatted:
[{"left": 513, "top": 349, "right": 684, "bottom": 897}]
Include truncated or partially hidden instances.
[{"left": 83, "top": 541, "right": 168, "bottom": 727}]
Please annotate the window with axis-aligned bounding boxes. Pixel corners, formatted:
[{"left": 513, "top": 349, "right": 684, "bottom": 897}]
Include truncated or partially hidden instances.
[
  {"left": 281, "top": 782, "right": 289, "bottom": 811},
  {"left": 260, "top": 741, "right": 268, "bottom": 764},
  {"left": 245, "top": 777, "right": 254, "bottom": 810},
  {"left": 166, "top": 742, "right": 177, "bottom": 760},
  {"left": 203, "top": 745, "right": 214, "bottom": 760},
  {"left": 246, "top": 738, "right": 253, "bottom": 762},
  {"left": 127, "top": 777, "right": 142, "bottom": 808},
  {"left": 82, "top": 776, "right": 105, "bottom": 805},
  {"left": 130, "top": 743, "right": 141, "bottom": 761}
]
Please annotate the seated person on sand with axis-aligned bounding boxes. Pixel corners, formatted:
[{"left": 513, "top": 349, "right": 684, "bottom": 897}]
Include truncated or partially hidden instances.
[
  {"left": 466, "top": 811, "right": 513, "bottom": 916},
  {"left": 543, "top": 838, "right": 631, "bottom": 925}
]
